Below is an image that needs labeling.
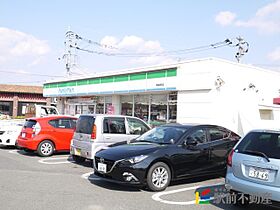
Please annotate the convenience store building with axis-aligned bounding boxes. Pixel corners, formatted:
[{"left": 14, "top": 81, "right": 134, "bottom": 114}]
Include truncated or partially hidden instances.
[{"left": 43, "top": 58, "right": 280, "bottom": 135}]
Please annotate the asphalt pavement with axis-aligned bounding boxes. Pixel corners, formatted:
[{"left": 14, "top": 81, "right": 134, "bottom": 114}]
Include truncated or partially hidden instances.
[{"left": 0, "top": 147, "right": 278, "bottom": 210}]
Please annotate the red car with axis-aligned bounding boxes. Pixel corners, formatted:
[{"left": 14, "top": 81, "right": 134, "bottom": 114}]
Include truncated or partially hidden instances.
[{"left": 17, "top": 115, "right": 77, "bottom": 157}]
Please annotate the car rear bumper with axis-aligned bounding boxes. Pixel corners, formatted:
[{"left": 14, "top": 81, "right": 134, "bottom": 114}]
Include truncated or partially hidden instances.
[
  {"left": 70, "top": 143, "right": 93, "bottom": 160},
  {"left": 17, "top": 137, "right": 38, "bottom": 150},
  {"left": 70, "top": 140, "right": 108, "bottom": 160},
  {"left": 226, "top": 170, "right": 280, "bottom": 202}
]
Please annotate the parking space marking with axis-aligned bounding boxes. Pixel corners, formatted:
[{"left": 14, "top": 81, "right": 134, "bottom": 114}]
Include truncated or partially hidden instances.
[
  {"left": 152, "top": 186, "right": 199, "bottom": 205},
  {"left": 81, "top": 172, "right": 102, "bottom": 181},
  {"left": 152, "top": 182, "right": 224, "bottom": 205},
  {"left": 8, "top": 149, "right": 20, "bottom": 154},
  {"left": 38, "top": 156, "right": 75, "bottom": 165}
]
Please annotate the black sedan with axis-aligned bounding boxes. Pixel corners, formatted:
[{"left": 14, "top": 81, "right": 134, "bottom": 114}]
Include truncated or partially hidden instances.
[{"left": 94, "top": 124, "right": 240, "bottom": 191}]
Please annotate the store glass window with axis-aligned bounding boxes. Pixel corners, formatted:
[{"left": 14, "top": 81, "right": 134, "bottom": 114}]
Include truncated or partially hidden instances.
[
  {"left": 75, "top": 105, "right": 82, "bottom": 114},
  {"left": 150, "top": 94, "right": 168, "bottom": 127},
  {"left": 168, "top": 93, "right": 177, "bottom": 122},
  {"left": 96, "top": 96, "right": 105, "bottom": 114},
  {"left": 68, "top": 105, "right": 75, "bottom": 116},
  {"left": 0, "top": 101, "right": 12, "bottom": 116},
  {"left": 105, "top": 96, "right": 113, "bottom": 114},
  {"left": 121, "top": 95, "right": 133, "bottom": 116},
  {"left": 134, "top": 95, "right": 149, "bottom": 121}
]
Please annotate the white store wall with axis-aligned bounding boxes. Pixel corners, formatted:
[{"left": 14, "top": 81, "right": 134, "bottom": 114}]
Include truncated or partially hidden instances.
[{"left": 176, "top": 58, "right": 280, "bottom": 136}]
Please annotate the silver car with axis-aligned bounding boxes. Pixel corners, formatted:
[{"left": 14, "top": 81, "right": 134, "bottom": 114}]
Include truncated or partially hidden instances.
[
  {"left": 226, "top": 129, "right": 280, "bottom": 206},
  {"left": 70, "top": 114, "right": 150, "bottom": 163}
]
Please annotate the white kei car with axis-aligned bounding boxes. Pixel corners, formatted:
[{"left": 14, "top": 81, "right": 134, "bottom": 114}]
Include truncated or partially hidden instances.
[{"left": 0, "top": 120, "right": 24, "bottom": 146}]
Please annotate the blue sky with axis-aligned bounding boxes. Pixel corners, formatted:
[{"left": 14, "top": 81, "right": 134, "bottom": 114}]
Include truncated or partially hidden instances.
[{"left": 0, "top": 0, "right": 280, "bottom": 85}]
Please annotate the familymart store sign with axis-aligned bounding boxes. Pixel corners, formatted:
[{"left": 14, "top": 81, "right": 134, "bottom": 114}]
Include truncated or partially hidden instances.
[{"left": 43, "top": 68, "right": 177, "bottom": 97}]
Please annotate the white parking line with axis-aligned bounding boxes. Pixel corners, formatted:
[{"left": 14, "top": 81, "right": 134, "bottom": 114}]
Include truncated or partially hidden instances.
[
  {"left": 38, "top": 156, "right": 75, "bottom": 165},
  {"left": 8, "top": 149, "right": 20, "bottom": 154},
  {"left": 152, "top": 186, "right": 199, "bottom": 205},
  {"left": 81, "top": 172, "right": 102, "bottom": 181},
  {"left": 152, "top": 182, "right": 224, "bottom": 205}
]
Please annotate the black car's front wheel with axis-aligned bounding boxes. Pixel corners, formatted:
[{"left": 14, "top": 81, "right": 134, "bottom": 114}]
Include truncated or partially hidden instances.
[{"left": 147, "top": 162, "right": 171, "bottom": 191}]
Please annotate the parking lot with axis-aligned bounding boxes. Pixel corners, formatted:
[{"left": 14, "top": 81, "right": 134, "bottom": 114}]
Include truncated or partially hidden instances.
[{"left": 0, "top": 147, "right": 277, "bottom": 210}]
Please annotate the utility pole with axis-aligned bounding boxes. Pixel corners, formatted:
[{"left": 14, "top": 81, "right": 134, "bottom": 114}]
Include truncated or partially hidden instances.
[
  {"left": 62, "top": 30, "right": 78, "bottom": 76},
  {"left": 235, "top": 36, "right": 249, "bottom": 63}
]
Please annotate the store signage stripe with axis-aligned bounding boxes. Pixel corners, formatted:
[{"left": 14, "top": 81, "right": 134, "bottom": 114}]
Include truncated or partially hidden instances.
[
  {"left": 44, "top": 68, "right": 177, "bottom": 89},
  {"left": 130, "top": 73, "right": 146, "bottom": 80},
  {"left": 114, "top": 90, "right": 129, "bottom": 93},
  {"left": 99, "top": 91, "right": 114, "bottom": 94},
  {"left": 128, "top": 89, "right": 146, "bottom": 93},
  {"left": 147, "top": 71, "right": 166, "bottom": 79},
  {"left": 114, "top": 75, "right": 129, "bottom": 82},
  {"left": 88, "top": 78, "right": 100, "bottom": 84},
  {"left": 167, "top": 69, "right": 177, "bottom": 77},
  {"left": 101, "top": 77, "right": 114, "bottom": 83},
  {"left": 146, "top": 88, "right": 166, "bottom": 91},
  {"left": 43, "top": 87, "right": 177, "bottom": 97}
]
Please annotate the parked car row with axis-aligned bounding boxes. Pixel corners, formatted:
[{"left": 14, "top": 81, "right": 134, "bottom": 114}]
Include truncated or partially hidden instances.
[
  {"left": 14, "top": 114, "right": 240, "bottom": 191},
  {"left": 3, "top": 113, "right": 278, "bottom": 206}
]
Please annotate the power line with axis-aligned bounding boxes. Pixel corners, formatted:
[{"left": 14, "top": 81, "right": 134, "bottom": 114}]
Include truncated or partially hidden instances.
[
  {"left": 71, "top": 39, "right": 232, "bottom": 57},
  {"left": 75, "top": 34, "right": 118, "bottom": 49}
]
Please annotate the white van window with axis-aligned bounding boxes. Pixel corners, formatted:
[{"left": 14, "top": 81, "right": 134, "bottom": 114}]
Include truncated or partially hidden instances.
[
  {"left": 127, "top": 118, "right": 149, "bottom": 135},
  {"left": 103, "top": 117, "right": 126, "bottom": 134}
]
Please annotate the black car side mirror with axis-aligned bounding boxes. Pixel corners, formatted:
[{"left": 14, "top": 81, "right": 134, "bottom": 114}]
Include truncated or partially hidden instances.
[{"left": 183, "top": 137, "right": 198, "bottom": 147}]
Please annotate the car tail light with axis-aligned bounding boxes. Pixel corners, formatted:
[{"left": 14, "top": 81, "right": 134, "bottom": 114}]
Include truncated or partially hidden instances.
[
  {"left": 227, "top": 149, "right": 234, "bottom": 167},
  {"left": 91, "top": 124, "right": 97, "bottom": 140},
  {"left": 32, "top": 123, "right": 41, "bottom": 137}
]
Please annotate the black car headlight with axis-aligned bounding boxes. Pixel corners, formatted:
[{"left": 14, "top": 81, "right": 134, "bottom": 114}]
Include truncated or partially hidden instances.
[{"left": 127, "top": 155, "right": 148, "bottom": 164}]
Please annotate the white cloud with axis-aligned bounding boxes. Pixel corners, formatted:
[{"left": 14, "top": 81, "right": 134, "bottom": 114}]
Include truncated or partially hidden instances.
[
  {"left": 0, "top": 27, "right": 50, "bottom": 64},
  {"left": 215, "top": 0, "right": 280, "bottom": 34},
  {"left": 235, "top": 19, "right": 280, "bottom": 34},
  {"left": 100, "top": 36, "right": 118, "bottom": 48},
  {"left": 268, "top": 47, "right": 280, "bottom": 61},
  {"left": 101, "top": 35, "right": 163, "bottom": 53},
  {"left": 256, "top": 0, "right": 280, "bottom": 17},
  {"left": 99, "top": 35, "right": 172, "bottom": 65},
  {"left": 215, "top": 11, "right": 237, "bottom": 26}
]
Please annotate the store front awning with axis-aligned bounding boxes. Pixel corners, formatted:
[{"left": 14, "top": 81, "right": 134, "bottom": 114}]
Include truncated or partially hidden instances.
[{"left": 273, "top": 97, "right": 280, "bottom": 104}]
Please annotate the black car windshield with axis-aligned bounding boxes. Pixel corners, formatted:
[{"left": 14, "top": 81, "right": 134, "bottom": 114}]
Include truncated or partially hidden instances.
[{"left": 136, "top": 126, "right": 187, "bottom": 144}]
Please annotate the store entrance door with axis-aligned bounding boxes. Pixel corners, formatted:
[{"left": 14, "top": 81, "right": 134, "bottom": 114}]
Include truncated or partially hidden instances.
[{"left": 75, "top": 104, "right": 96, "bottom": 115}]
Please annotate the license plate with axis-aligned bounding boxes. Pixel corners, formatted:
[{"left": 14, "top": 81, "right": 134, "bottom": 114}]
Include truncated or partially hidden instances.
[
  {"left": 75, "top": 148, "right": 81, "bottom": 156},
  {"left": 248, "top": 167, "right": 269, "bottom": 180},
  {"left": 21, "top": 132, "right": 26, "bottom": 138},
  {"left": 98, "top": 163, "right": 107, "bottom": 173}
]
